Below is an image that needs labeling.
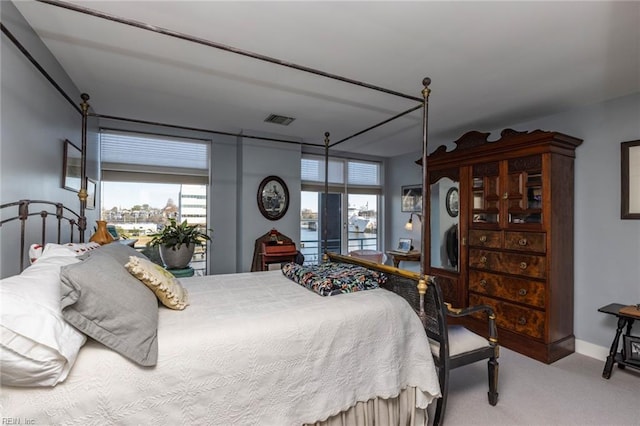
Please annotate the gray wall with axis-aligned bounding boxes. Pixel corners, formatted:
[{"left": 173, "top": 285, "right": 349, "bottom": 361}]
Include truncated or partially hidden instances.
[
  {"left": 385, "top": 92, "right": 640, "bottom": 355},
  {"left": 385, "top": 153, "right": 422, "bottom": 272},
  {"left": 0, "top": 0, "right": 302, "bottom": 277},
  {"left": 239, "top": 139, "right": 302, "bottom": 272},
  {"left": 0, "top": 1, "right": 99, "bottom": 277}
]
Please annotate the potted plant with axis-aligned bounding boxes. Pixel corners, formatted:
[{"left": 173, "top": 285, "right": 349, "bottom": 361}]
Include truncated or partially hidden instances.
[{"left": 148, "top": 218, "right": 211, "bottom": 269}]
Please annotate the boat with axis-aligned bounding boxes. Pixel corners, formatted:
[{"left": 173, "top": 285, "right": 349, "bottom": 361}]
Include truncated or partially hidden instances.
[{"left": 348, "top": 215, "right": 370, "bottom": 233}]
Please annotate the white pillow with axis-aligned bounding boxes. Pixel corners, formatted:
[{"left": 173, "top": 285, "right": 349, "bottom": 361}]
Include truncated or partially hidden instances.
[
  {"left": 29, "top": 242, "right": 101, "bottom": 264},
  {"left": 0, "top": 252, "right": 87, "bottom": 387}
]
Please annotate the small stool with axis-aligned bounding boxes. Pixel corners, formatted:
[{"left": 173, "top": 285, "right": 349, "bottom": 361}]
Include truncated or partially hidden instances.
[
  {"left": 598, "top": 303, "right": 640, "bottom": 379},
  {"left": 167, "top": 267, "right": 195, "bottom": 278}
]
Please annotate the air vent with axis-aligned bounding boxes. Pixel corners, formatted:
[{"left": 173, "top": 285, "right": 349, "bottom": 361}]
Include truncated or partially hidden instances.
[{"left": 264, "top": 114, "right": 295, "bottom": 126}]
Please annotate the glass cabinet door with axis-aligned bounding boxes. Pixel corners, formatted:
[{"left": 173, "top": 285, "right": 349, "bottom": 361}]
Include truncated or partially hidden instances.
[
  {"left": 506, "top": 155, "right": 543, "bottom": 225},
  {"left": 471, "top": 162, "right": 500, "bottom": 225}
]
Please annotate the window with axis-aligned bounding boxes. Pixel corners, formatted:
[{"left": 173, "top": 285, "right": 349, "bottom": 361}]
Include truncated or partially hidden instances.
[
  {"left": 100, "top": 131, "right": 210, "bottom": 275},
  {"left": 300, "top": 155, "right": 382, "bottom": 264}
]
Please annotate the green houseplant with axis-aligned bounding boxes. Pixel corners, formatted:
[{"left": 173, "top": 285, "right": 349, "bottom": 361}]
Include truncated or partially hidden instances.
[{"left": 148, "top": 218, "right": 211, "bottom": 269}]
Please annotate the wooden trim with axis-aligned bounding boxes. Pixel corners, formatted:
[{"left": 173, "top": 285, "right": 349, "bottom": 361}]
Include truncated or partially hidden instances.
[{"left": 327, "top": 252, "right": 421, "bottom": 281}]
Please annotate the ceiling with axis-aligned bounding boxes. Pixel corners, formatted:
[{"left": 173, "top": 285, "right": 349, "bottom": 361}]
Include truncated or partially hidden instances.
[{"left": 12, "top": 1, "right": 640, "bottom": 158}]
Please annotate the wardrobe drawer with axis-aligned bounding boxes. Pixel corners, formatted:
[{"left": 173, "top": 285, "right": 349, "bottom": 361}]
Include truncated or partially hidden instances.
[
  {"left": 469, "top": 249, "right": 546, "bottom": 279},
  {"left": 470, "top": 294, "right": 545, "bottom": 340},
  {"left": 469, "top": 270, "right": 545, "bottom": 308},
  {"left": 504, "top": 231, "right": 546, "bottom": 253},
  {"left": 468, "top": 230, "right": 501, "bottom": 248}
]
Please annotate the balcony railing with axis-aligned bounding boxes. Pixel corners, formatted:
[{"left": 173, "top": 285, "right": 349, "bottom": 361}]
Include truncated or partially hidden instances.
[{"left": 300, "top": 235, "right": 378, "bottom": 265}]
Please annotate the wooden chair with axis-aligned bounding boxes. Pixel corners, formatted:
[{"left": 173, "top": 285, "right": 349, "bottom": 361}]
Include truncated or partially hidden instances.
[
  {"left": 324, "top": 252, "right": 498, "bottom": 425},
  {"left": 422, "top": 276, "right": 499, "bottom": 425},
  {"left": 348, "top": 249, "right": 385, "bottom": 264}
]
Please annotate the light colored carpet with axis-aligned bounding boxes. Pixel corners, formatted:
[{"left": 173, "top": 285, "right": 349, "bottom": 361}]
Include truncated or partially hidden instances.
[{"left": 432, "top": 347, "right": 639, "bottom": 426}]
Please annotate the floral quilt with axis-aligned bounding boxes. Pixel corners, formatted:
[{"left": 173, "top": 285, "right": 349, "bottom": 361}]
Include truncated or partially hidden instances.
[{"left": 282, "top": 262, "right": 387, "bottom": 296}]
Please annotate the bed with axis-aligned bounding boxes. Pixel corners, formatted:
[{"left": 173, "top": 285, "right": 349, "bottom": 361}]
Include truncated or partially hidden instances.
[
  {"left": 1, "top": 4, "right": 439, "bottom": 424},
  {"left": 0, "top": 214, "right": 441, "bottom": 425}
]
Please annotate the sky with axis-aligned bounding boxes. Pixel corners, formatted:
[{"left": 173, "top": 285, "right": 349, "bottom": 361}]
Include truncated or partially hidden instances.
[
  {"left": 102, "top": 182, "right": 180, "bottom": 210},
  {"left": 102, "top": 182, "right": 376, "bottom": 213}
]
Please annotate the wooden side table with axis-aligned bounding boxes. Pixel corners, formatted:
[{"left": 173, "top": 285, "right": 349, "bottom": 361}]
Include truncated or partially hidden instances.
[
  {"left": 386, "top": 250, "right": 421, "bottom": 268},
  {"left": 598, "top": 303, "right": 640, "bottom": 379}
]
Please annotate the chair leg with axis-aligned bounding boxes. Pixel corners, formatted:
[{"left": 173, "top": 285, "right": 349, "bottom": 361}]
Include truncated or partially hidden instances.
[
  {"left": 433, "top": 366, "right": 449, "bottom": 426},
  {"left": 487, "top": 356, "right": 499, "bottom": 406}
]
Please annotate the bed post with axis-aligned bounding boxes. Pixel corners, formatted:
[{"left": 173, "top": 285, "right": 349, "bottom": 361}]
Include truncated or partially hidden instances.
[
  {"left": 78, "top": 93, "right": 90, "bottom": 242},
  {"left": 418, "top": 77, "right": 432, "bottom": 324},
  {"left": 322, "top": 132, "right": 330, "bottom": 263}
]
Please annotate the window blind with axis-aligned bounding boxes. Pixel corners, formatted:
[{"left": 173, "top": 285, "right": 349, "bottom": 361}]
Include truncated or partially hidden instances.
[
  {"left": 348, "top": 160, "right": 380, "bottom": 186},
  {"left": 301, "top": 155, "right": 381, "bottom": 194},
  {"left": 101, "top": 131, "right": 210, "bottom": 184},
  {"left": 301, "top": 156, "right": 344, "bottom": 184}
]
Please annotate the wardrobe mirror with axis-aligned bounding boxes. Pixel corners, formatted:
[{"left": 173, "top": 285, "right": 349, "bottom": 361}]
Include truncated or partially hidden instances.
[{"left": 430, "top": 176, "right": 459, "bottom": 271}]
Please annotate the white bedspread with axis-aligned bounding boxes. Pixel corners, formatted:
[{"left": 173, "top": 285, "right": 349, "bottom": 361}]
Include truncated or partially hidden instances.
[{"left": 1, "top": 270, "right": 440, "bottom": 425}]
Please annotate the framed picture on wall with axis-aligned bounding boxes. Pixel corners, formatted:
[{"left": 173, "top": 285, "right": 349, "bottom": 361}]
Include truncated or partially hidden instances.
[
  {"left": 63, "top": 139, "right": 82, "bottom": 192},
  {"left": 86, "top": 178, "right": 96, "bottom": 210},
  {"left": 621, "top": 140, "right": 640, "bottom": 219},
  {"left": 401, "top": 185, "right": 422, "bottom": 213}
]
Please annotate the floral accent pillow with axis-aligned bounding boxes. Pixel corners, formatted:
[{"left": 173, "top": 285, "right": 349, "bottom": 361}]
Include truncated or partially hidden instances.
[
  {"left": 281, "top": 262, "right": 386, "bottom": 296},
  {"left": 125, "top": 256, "right": 189, "bottom": 310}
]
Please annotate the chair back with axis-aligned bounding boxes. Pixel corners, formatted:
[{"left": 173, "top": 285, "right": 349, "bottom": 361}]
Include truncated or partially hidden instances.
[
  {"left": 423, "top": 277, "right": 450, "bottom": 364},
  {"left": 348, "top": 249, "right": 385, "bottom": 263}
]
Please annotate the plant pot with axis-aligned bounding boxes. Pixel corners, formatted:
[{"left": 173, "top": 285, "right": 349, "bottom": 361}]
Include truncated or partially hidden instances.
[{"left": 159, "top": 244, "right": 195, "bottom": 269}]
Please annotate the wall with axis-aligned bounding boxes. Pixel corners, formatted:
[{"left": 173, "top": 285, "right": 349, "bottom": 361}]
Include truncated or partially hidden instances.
[
  {"left": 0, "top": 1, "right": 99, "bottom": 278},
  {"left": 385, "top": 153, "right": 423, "bottom": 272},
  {"left": 387, "top": 92, "right": 640, "bottom": 357},
  {"left": 0, "top": 3, "right": 311, "bottom": 277},
  {"left": 239, "top": 138, "right": 302, "bottom": 272}
]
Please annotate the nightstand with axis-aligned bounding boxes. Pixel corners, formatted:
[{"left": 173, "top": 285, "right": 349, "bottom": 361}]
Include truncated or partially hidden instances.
[{"left": 167, "top": 267, "right": 195, "bottom": 278}]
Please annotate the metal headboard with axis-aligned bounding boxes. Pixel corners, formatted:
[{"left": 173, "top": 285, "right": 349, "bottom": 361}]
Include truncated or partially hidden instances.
[{"left": 0, "top": 199, "right": 85, "bottom": 271}]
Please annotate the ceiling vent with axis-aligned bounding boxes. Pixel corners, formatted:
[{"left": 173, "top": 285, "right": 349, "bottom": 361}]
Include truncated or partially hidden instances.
[{"left": 264, "top": 114, "right": 295, "bottom": 126}]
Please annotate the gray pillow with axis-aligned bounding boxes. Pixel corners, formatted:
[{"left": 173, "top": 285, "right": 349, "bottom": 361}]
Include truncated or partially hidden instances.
[
  {"left": 60, "top": 252, "right": 159, "bottom": 366},
  {"left": 79, "top": 242, "right": 148, "bottom": 266}
]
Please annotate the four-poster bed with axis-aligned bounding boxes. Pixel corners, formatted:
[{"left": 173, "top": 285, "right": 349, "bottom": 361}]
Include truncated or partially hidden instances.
[{"left": 0, "top": 3, "right": 461, "bottom": 424}]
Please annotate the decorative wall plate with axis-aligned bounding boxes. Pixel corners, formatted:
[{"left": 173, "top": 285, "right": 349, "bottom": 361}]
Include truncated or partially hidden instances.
[
  {"left": 446, "top": 187, "right": 459, "bottom": 217},
  {"left": 257, "top": 175, "right": 289, "bottom": 220}
]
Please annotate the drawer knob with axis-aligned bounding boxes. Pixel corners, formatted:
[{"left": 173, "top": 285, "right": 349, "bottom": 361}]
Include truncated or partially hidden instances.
[
  {"left": 480, "top": 235, "right": 487, "bottom": 243},
  {"left": 480, "top": 279, "right": 488, "bottom": 287},
  {"left": 503, "top": 192, "right": 509, "bottom": 199},
  {"left": 518, "top": 288, "right": 528, "bottom": 296},
  {"left": 480, "top": 256, "right": 487, "bottom": 264},
  {"left": 519, "top": 262, "right": 528, "bottom": 270},
  {"left": 518, "top": 317, "right": 527, "bottom": 325},
  {"left": 518, "top": 238, "right": 528, "bottom": 246}
]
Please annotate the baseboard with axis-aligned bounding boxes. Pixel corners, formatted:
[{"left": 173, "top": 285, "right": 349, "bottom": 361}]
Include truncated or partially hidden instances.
[{"left": 575, "top": 339, "right": 608, "bottom": 361}]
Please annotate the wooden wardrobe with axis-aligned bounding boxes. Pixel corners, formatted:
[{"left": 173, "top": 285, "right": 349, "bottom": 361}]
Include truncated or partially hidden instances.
[{"left": 425, "top": 129, "right": 583, "bottom": 363}]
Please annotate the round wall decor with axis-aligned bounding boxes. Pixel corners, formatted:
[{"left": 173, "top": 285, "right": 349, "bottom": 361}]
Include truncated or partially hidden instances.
[
  {"left": 446, "top": 187, "right": 459, "bottom": 217},
  {"left": 257, "top": 175, "right": 289, "bottom": 221}
]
